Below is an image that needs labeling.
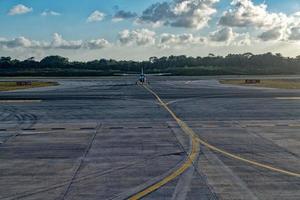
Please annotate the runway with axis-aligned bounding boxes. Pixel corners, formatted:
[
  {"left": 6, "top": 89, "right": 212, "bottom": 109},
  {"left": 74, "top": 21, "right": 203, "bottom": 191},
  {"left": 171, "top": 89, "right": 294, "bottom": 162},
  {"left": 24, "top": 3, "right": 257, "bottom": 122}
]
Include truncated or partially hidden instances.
[{"left": 0, "top": 76, "right": 299, "bottom": 200}]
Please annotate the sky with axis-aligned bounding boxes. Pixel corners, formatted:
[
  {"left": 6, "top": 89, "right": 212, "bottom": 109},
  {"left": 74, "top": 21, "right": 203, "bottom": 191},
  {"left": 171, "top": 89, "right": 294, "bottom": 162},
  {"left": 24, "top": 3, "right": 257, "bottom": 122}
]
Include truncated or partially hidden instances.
[{"left": 1, "top": 0, "right": 300, "bottom": 61}]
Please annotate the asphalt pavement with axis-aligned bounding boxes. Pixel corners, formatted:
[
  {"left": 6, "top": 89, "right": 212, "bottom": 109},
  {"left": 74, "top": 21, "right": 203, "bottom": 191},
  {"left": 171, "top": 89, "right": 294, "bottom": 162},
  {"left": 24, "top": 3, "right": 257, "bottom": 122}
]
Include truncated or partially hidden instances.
[{"left": 0, "top": 76, "right": 299, "bottom": 200}]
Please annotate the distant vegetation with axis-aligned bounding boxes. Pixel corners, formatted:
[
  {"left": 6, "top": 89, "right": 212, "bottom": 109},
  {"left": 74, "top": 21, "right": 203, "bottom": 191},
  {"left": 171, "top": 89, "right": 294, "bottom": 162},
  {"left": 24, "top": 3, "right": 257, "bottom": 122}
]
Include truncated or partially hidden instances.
[
  {"left": 1, "top": 52, "right": 300, "bottom": 76},
  {"left": 0, "top": 81, "right": 58, "bottom": 91},
  {"left": 220, "top": 79, "right": 300, "bottom": 89}
]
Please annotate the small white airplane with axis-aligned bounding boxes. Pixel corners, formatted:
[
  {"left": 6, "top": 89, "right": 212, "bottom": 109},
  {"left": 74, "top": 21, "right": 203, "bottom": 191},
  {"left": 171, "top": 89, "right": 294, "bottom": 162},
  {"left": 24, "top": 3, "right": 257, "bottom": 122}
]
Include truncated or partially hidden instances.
[{"left": 138, "top": 67, "right": 146, "bottom": 84}]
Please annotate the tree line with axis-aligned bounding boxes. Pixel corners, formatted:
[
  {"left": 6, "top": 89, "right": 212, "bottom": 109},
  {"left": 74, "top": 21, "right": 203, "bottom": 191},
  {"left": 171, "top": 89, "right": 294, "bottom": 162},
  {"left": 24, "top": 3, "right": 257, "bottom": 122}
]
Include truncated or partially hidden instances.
[{"left": 1, "top": 52, "right": 300, "bottom": 76}]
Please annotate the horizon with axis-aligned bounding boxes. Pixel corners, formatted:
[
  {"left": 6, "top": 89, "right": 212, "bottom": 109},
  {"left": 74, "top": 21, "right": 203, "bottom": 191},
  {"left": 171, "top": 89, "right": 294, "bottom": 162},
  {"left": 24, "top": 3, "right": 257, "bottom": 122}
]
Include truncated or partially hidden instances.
[
  {"left": 1, "top": 0, "right": 300, "bottom": 61},
  {"left": 2, "top": 52, "right": 300, "bottom": 62}
]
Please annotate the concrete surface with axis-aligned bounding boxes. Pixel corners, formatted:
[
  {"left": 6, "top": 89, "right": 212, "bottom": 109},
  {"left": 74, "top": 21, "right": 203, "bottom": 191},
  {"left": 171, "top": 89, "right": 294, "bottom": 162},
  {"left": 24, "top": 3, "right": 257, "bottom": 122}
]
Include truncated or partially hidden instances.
[{"left": 0, "top": 76, "right": 299, "bottom": 200}]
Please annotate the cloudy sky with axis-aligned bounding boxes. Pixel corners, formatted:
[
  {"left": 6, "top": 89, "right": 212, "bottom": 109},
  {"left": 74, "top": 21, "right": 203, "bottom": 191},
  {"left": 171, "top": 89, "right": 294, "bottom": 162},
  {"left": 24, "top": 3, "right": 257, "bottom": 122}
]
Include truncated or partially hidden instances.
[{"left": 1, "top": 0, "right": 300, "bottom": 61}]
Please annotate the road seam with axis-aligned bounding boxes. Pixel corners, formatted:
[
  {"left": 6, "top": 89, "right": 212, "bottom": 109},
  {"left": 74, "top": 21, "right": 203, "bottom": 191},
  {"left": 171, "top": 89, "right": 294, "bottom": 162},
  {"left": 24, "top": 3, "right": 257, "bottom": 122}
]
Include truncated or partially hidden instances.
[
  {"left": 200, "top": 147, "right": 259, "bottom": 200},
  {"left": 128, "top": 85, "right": 200, "bottom": 200},
  {"left": 144, "top": 85, "right": 300, "bottom": 178},
  {"left": 59, "top": 123, "right": 102, "bottom": 200},
  {"left": 0, "top": 100, "right": 42, "bottom": 103},
  {"left": 130, "top": 84, "right": 300, "bottom": 200}
]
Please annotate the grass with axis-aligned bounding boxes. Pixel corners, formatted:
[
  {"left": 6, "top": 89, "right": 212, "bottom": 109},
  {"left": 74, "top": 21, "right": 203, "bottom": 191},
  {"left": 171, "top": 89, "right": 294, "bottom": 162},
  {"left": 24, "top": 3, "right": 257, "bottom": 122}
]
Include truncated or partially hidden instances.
[
  {"left": 0, "top": 81, "right": 58, "bottom": 91},
  {"left": 220, "top": 79, "right": 300, "bottom": 89}
]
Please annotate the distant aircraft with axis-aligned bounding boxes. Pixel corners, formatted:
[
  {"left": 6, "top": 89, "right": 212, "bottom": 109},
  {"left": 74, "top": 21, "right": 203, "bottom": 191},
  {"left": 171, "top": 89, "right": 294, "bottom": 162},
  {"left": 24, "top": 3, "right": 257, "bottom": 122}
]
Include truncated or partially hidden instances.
[{"left": 138, "top": 67, "right": 146, "bottom": 84}]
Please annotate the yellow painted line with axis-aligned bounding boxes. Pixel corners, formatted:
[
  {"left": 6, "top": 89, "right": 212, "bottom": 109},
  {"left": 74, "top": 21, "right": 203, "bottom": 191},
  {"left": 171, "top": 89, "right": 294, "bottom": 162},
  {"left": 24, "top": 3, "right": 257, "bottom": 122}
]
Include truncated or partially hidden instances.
[
  {"left": 129, "top": 136, "right": 199, "bottom": 200},
  {"left": 289, "top": 124, "right": 300, "bottom": 127},
  {"left": 195, "top": 136, "right": 300, "bottom": 177},
  {"left": 131, "top": 85, "right": 300, "bottom": 199},
  {"left": 129, "top": 85, "right": 200, "bottom": 200},
  {"left": 275, "top": 97, "right": 300, "bottom": 100},
  {"left": 0, "top": 100, "right": 42, "bottom": 103},
  {"left": 145, "top": 84, "right": 299, "bottom": 177}
]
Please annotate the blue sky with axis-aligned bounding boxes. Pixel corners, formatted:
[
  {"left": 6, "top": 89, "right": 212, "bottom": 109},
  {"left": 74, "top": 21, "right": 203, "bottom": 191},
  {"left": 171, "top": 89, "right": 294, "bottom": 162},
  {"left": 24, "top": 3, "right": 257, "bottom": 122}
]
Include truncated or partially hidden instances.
[
  {"left": 0, "top": 0, "right": 161, "bottom": 40},
  {"left": 1, "top": 0, "right": 300, "bottom": 60}
]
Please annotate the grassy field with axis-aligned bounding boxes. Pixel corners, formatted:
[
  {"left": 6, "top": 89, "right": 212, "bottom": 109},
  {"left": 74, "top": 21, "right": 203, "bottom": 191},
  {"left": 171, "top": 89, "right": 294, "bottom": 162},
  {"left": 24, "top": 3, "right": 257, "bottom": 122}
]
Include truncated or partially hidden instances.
[
  {"left": 0, "top": 81, "right": 58, "bottom": 91},
  {"left": 220, "top": 79, "right": 300, "bottom": 89}
]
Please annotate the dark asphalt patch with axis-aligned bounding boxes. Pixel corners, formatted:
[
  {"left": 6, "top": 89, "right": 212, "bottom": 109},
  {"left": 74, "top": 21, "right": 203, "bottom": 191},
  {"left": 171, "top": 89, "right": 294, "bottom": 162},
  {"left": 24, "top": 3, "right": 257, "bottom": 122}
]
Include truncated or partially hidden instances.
[
  {"left": 109, "top": 127, "right": 124, "bottom": 129},
  {"left": 51, "top": 128, "right": 66, "bottom": 130},
  {"left": 80, "top": 127, "right": 95, "bottom": 130},
  {"left": 22, "top": 128, "right": 36, "bottom": 131}
]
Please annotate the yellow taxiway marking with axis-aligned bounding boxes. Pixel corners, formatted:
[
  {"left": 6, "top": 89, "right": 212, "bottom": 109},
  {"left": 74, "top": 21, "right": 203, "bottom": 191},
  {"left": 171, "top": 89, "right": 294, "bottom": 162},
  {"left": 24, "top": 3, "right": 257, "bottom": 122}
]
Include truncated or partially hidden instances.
[
  {"left": 129, "top": 135, "right": 199, "bottom": 200},
  {"left": 129, "top": 85, "right": 200, "bottom": 200},
  {"left": 195, "top": 137, "right": 300, "bottom": 177},
  {"left": 0, "top": 100, "right": 42, "bottom": 103},
  {"left": 275, "top": 97, "right": 300, "bottom": 100},
  {"left": 131, "top": 84, "right": 300, "bottom": 200},
  {"left": 289, "top": 124, "right": 300, "bottom": 127}
]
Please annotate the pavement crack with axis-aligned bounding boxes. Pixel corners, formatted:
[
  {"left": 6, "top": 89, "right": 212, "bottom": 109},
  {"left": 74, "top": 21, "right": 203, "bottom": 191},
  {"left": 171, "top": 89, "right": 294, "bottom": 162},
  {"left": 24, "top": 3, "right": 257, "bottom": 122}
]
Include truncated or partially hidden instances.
[{"left": 58, "top": 122, "right": 102, "bottom": 200}]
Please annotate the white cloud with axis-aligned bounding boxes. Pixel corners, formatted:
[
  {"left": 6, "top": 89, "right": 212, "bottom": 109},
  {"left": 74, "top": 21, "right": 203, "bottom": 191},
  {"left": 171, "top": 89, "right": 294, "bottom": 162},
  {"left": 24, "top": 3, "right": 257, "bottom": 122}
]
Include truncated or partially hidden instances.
[
  {"left": 219, "top": 0, "right": 287, "bottom": 29},
  {"left": 41, "top": 10, "right": 61, "bottom": 17},
  {"left": 219, "top": 0, "right": 300, "bottom": 42},
  {"left": 287, "top": 13, "right": 300, "bottom": 41},
  {"left": 113, "top": 10, "right": 137, "bottom": 22},
  {"left": 0, "top": 34, "right": 110, "bottom": 50},
  {"left": 209, "top": 27, "right": 235, "bottom": 42},
  {"left": 119, "top": 29, "right": 156, "bottom": 46},
  {"left": 8, "top": 4, "right": 33, "bottom": 16},
  {"left": 87, "top": 11, "right": 105, "bottom": 22},
  {"left": 51, "top": 33, "right": 83, "bottom": 49},
  {"left": 159, "top": 33, "right": 205, "bottom": 48},
  {"left": 234, "top": 33, "right": 252, "bottom": 46},
  {"left": 85, "top": 39, "right": 110, "bottom": 49},
  {"left": 258, "top": 27, "right": 283, "bottom": 41},
  {"left": 208, "top": 27, "right": 254, "bottom": 46},
  {"left": 157, "top": 31, "right": 254, "bottom": 49},
  {"left": 0, "top": 37, "right": 49, "bottom": 49},
  {"left": 289, "top": 27, "right": 300, "bottom": 41},
  {"left": 0, "top": 37, "right": 33, "bottom": 48},
  {"left": 140, "top": 0, "right": 219, "bottom": 29}
]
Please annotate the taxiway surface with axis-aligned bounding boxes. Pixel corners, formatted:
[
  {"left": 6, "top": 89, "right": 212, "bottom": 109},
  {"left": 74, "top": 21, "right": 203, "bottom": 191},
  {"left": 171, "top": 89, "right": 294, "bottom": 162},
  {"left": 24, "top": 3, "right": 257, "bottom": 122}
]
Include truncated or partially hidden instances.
[{"left": 0, "top": 76, "right": 299, "bottom": 200}]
